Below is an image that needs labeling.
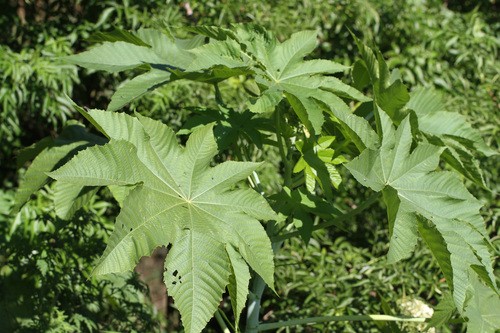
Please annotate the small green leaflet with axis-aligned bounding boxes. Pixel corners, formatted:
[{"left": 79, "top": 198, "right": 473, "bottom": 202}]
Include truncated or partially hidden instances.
[
  {"left": 48, "top": 110, "right": 276, "bottom": 333},
  {"left": 293, "top": 136, "right": 346, "bottom": 199},
  {"left": 345, "top": 110, "right": 498, "bottom": 330}
]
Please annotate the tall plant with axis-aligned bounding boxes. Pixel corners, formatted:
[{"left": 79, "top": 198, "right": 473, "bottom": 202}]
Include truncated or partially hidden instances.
[{"left": 15, "top": 24, "right": 499, "bottom": 332}]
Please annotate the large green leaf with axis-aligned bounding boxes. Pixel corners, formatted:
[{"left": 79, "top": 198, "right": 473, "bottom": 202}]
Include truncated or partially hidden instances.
[
  {"left": 190, "top": 25, "right": 378, "bottom": 148},
  {"left": 353, "top": 34, "right": 494, "bottom": 186},
  {"left": 345, "top": 110, "right": 497, "bottom": 326},
  {"left": 48, "top": 111, "right": 276, "bottom": 333}
]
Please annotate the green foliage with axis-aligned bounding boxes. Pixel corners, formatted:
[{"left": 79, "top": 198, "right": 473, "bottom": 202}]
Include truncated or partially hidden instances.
[
  {"left": 346, "top": 110, "right": 496, "bottom": 319},
  {"left": 0, "top": 188, "right": 162, "bottom": 332},
  {"left": 0, "top": 40, "right": 79, "bottom": 162},
  {"left": 46, "top": 109, "right": 276, "bottom": 333},
  {"left": 7, "top": 6, "right": 499, "bottom": 333},
  {"left": 265, "top": 230, "right": 448, "bottom": 332}
]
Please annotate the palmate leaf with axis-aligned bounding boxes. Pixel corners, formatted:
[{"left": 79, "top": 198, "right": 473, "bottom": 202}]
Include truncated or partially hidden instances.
[
  {"left": 66, "top": 25, "right": 377, "bottom": 149},
  {"left": 191, "top": 25, "right": 377, "bottom": 148},
  {"left": 352, "top": 35, "right": 495, "bottom": 186},
  {"left": 48, "top": 110, "right": 276, "bottom": 333},
  {"left": 345, "top": 110, "right": 498, "bottom": 329}
]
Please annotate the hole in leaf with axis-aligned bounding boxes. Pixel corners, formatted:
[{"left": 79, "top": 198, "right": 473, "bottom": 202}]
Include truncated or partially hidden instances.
[
  {"left": 172, "top": 281, "right": 177, "bottom": 285},
  {"left": 173, "top": 270, "right": 178, "bottom": 277}
]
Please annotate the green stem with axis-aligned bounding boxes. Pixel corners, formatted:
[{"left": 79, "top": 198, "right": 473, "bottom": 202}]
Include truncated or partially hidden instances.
[
  {"left": 257, "top": 314, "right": 431, "bottom": 331},
  {"left": 215, "top": 309, "right": 231, "bottom": 333},
  {"left": 246, "top": 234, "right": 282, "bottom": 333},
  {"left": 271, "top": 192, "right": 381, "bottom": 243}
]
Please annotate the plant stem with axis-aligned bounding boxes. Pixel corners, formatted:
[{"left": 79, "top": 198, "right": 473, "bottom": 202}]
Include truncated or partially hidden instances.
[
  {"left": 215, "top": 309, "right": 231, "bottom": 333},
  {"left": 245, "top": 240, "right": 282, "bottom": 333},
  {"left": 257, "top": 314, "right": 431, "bottom": 331},
  {"left": 270, "top": 192, "right": 381, "bottom": 242}
]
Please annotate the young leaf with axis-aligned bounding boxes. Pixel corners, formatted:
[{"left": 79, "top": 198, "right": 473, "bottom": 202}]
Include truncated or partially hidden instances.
[
  {"left": 427, "top": 293, "right": 456, "bottom": 330},
  {"left": 345, "top": 110, "right": 497, "bottom": 320},
  {"left": 48, "top": 111, "right": 276, "bottom": 333},
  {"left": 293, "top": 136, "right": 346, "bottom": 199},
  {"left": 352, "top": 35, "right": 409, "bottom": 124}
]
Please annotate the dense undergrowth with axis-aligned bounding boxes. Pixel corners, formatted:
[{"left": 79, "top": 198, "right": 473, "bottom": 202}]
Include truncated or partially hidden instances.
[{"left": 1, "top": 1, "right": 498, "bottom": 332}]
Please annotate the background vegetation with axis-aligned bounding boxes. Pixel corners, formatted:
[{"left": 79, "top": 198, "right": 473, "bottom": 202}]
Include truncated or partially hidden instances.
[{"left": 1, "top": 0, "right": 498, "bottom": 332}]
